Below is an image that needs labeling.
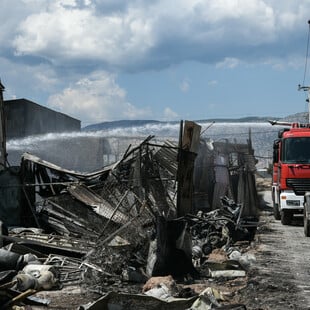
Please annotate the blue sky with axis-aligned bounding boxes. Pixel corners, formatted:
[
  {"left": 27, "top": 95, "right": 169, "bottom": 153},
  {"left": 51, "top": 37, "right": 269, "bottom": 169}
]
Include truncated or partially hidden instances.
[{"left": 1, "top": 0, "right": 310, "bottom": 126}]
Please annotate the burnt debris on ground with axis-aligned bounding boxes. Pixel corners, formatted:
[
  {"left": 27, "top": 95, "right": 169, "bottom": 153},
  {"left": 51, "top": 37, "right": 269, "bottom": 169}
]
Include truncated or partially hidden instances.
[{"left": 0, "top": 121, "right": 260, "bottom": 309}]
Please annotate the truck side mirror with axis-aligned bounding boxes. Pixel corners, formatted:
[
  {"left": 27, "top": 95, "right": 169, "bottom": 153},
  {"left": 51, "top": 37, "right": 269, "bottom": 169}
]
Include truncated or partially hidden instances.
[{"left": 273, "top": 139, "right": 280, "bottom": 163}]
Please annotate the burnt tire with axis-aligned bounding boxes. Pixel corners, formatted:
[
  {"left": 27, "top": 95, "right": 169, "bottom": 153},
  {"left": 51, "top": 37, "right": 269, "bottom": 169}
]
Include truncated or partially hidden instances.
[
  {"left": 273, "top": 203, "right": 281, "bottom": 220},
  {"left": 304, "top": 208, "right": 310, "bottom": 237},
  {"left": 281, "top": 210, "right": 292, "bottom": 225}
]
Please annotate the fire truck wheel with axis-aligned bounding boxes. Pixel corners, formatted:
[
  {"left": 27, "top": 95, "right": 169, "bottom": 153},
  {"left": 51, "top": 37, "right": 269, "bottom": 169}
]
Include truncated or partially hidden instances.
[
  {"left": 304, "top": 208, "right": 310, "bottom": 237},
  {"left": 281, "top": 210, "right": 292, "bottom": 225},
  {"left": 273, "top": 203, "right": 281, "bottom": 220}
]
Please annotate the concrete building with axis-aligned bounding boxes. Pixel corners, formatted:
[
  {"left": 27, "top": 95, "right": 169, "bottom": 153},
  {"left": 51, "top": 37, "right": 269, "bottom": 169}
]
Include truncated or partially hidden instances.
[{"left": 4, "top": 98, "right": 81, "bottom": 139}]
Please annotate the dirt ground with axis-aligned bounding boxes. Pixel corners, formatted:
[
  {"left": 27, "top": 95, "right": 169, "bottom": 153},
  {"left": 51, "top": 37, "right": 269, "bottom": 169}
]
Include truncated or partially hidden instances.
[
  {"left": 30, "top": 179, "right": 310, "bottom": 310},
  {"left": 234, "top": 191, "right": 310, "bottom": 310}
]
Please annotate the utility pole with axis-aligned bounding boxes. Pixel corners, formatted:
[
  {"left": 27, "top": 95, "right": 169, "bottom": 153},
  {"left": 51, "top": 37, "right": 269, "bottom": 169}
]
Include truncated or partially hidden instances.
[{"left": 0, "top": 80, "right": 6, "bottom": 170}]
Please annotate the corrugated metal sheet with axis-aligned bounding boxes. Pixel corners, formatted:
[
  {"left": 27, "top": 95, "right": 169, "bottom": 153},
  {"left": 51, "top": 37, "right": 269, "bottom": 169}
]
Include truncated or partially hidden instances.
[
  {"left": 154, "top": 141, "right": 178, "bottom": 177},
  {"left": 67, "top": 184, "right": 128, "bottom": 224}
]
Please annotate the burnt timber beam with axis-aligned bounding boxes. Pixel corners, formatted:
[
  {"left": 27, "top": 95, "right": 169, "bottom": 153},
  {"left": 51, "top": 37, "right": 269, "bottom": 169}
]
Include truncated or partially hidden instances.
[{"left": 177, "top": 121, "right": 201, "bottom": 217}]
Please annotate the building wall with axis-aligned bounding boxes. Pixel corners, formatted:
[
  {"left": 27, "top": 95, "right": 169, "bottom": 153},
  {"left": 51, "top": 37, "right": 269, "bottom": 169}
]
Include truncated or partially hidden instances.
[{"left": 4, "top": 99, "right": 81, "bottom": 139}]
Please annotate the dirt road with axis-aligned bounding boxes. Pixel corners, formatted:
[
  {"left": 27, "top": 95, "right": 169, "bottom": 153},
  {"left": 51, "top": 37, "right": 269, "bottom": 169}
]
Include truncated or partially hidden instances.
[{"left": 239, "top": 191, "right": 310, "bottom": 309}]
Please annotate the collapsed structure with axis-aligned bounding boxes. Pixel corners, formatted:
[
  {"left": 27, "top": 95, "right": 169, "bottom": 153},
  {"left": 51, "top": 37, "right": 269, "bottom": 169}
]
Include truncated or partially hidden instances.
[{"left": 0, "top": 119, "right": 259, "bottom": 308}]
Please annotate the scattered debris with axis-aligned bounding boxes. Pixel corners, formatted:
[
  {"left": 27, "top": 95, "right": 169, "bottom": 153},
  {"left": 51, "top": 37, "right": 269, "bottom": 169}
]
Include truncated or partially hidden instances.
[{"left": 0, "top": 120, "right": 259, "bottom": 308}]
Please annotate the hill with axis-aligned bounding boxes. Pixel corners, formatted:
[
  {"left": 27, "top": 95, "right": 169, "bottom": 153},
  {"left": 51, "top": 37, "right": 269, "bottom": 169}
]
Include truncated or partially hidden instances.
[
  {"left": 83, "top": 120, "right": 162, "bottom": 131},
  {"left": 82, "top": 116, "right": 276, "bottom": 131},
  {"left": 280, "top": 112, "right": 309, "bottom": 123}
]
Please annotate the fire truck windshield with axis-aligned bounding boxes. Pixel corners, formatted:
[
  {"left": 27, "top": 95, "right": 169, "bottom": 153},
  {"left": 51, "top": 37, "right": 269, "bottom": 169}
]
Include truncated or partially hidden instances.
[{"left": 282, "top": 137, "right": 310, "bottom": 163}]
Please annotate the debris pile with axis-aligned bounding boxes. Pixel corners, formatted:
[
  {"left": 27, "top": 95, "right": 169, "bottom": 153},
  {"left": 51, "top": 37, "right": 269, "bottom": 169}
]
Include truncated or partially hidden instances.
[{"left": 0, "top": 121, "right": 260, "bottom": 309}]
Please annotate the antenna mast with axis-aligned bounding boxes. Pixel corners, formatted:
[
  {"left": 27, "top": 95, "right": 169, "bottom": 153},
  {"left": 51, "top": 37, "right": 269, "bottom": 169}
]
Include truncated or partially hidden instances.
[
  {"left": 299, "top": 20, "right": 310, "bottom": 124},
  {"left": 0, "top": 80, "right": 6, "bottom": 169},
  {"left": 298, "top": 85, "right": 310, "bottom": 123}
]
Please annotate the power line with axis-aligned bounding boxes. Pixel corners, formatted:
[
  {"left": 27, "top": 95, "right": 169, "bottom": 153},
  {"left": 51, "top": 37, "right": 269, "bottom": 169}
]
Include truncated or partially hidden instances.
[{"left": 302, "top": 20, "right": 310, "bottom": 86}]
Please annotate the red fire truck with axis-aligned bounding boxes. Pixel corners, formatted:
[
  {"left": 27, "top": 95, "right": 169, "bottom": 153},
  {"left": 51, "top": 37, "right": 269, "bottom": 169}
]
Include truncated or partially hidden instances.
[
  {"left": 271, "top": 120, "right": 310, "bottom": 228},
  {"left": 271, "top": 21, "right": 310, "bottom": 235}
]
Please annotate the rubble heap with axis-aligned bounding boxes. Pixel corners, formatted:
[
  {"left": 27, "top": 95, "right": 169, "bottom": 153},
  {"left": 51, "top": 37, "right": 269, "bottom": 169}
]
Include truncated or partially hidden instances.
[{"left": 0, "top": 121, "right": 259, "bottom": 309}]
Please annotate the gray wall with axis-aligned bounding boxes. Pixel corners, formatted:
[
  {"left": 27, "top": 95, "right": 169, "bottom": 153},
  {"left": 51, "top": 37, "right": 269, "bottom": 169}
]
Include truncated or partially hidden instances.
[{"left": 4, "top": 99, "right": 81, "bottom": 139}]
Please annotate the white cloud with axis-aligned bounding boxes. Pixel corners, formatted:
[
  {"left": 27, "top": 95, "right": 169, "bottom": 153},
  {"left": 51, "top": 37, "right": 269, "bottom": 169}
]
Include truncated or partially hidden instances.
[
  {"left": 216, "top": 58, "right": 241, "bottom": 69},
  {"left": 13, "top": 1, "right": 154, "bottom": 67},
  {"left": 208, "top": 80, "right": 218, "bottom": 87},
  {"left": 0, "top": 56, "right": 59, "bottom": 99},
  {"left": 163, "top": 107, "right": 179, "bottom": 121},
  {"left": 47, "top": 71, "right": 152, "bottom": 125},
  {"left": 8, "top": 0, "right": 310, "bottom": 70},
  {"left": 1, "top": 0, "right": 310, "bottom": 125},
  {"left": 0, "top": 0, "right": 38, "bottom": 46},
  {"left": 180, "top": 79, "right": 190, "bottom": 93}
]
